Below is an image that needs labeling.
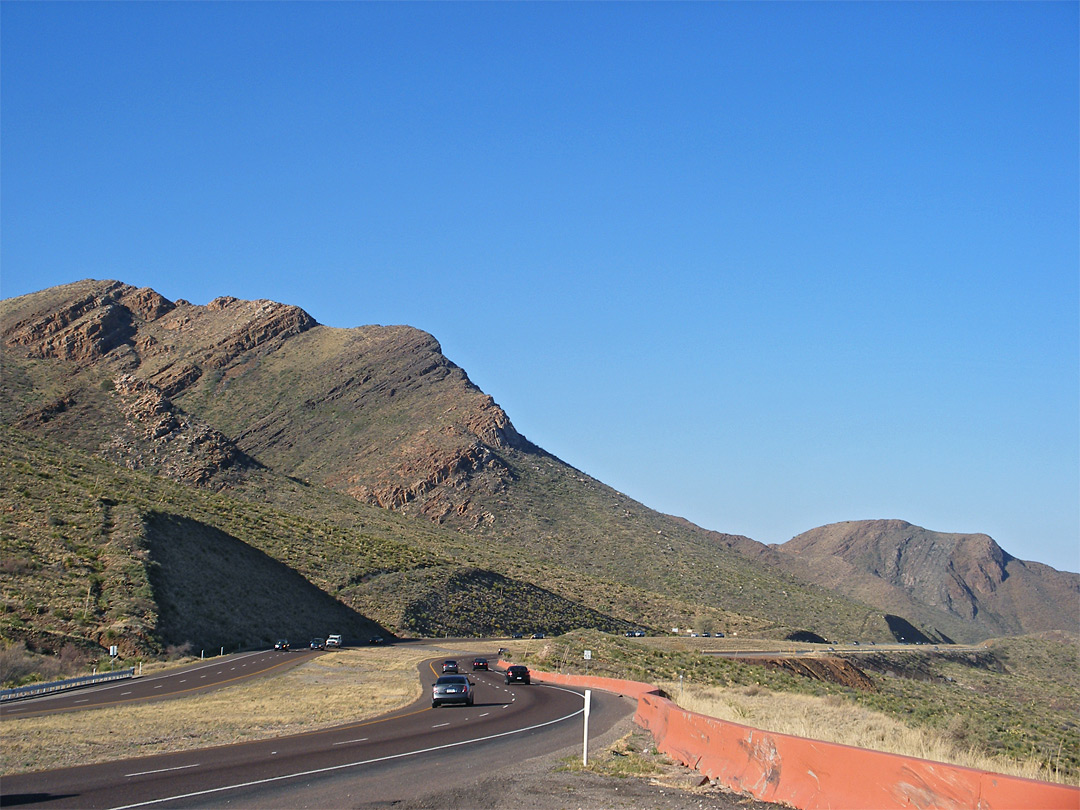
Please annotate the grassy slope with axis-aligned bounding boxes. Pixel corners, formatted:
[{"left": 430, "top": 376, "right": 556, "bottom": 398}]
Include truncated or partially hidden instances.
[{"left": 0, "top": 428, "right": 647, "bottom": 662}]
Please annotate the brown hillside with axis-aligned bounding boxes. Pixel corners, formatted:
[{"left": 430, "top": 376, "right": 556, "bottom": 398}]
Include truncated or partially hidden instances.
[{"left": 777, "top": 520, "right": 1079, "bottom": 640}]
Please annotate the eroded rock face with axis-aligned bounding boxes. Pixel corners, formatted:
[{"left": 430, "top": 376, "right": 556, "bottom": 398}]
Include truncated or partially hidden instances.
[
  {"left": 3, "top": 280, "right": 316, "bottom": 395},
  {"left": 1, "top": 280, "right": 312, "bottom": 488},
  {"left": 102, "top": 373, "right": 248, "bottom": 486},
  {"left": 3, "top": 281, "right": 174, "bottom": 362},
  {"left": 3, "top": 280, "right": 516, "bottom": 520},
  {"left": 347, "top": 438, "right": 511, "bottom": 526}
]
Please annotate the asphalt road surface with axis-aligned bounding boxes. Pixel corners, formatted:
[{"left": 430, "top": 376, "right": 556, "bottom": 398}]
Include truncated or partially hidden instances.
[
  {"left": 1, "top": 658, "right": 634, "bottom": 809},
  {"left": 0, "top": 649, "right": 320, "bottom": 720}
]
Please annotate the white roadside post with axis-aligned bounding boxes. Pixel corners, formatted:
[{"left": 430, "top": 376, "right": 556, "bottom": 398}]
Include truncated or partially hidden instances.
[{"left": 582, "top": 688, "right": 592, "bottom": 766}]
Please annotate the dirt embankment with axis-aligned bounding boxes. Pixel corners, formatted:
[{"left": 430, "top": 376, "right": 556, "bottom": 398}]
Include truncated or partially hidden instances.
[{"left": 743, "top": 656, "right": 877, "bottom": 691}]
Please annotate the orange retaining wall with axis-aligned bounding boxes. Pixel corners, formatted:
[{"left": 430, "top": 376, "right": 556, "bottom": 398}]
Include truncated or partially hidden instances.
[{"left": 500, "top": 661, "right": 1079, "bottom": 810}]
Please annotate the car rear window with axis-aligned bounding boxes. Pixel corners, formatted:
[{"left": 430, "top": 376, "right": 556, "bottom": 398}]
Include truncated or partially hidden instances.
[{"left": 436, "top": 675, "right": 467, "bottom": 684}]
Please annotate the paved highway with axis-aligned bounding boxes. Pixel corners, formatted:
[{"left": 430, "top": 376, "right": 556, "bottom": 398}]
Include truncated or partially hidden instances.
[
  {"left": 0, "top": 649, "right": 321, "bottom": 719},
  {"left": 1, "top": 657, "right": 633, "bottom": 809}
]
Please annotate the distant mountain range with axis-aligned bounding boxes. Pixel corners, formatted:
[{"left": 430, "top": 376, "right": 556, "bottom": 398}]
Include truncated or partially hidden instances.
[{"left": 2, "top": 279, "right": 1075, "bottom": 658}]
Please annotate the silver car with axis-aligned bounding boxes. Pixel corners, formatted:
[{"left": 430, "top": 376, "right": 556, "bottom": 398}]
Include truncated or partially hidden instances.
[{"left": 432, "top": 674, "right": 473, "bottom": 708}]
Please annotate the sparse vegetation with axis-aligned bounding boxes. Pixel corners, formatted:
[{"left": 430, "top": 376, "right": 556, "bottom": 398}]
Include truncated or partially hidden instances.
[
  {"left": 559, "top": 731, "right": 670, "bottom": 779},
  {"left": 667, "top": 683, "right": 1059, "bottom": 783},
  {"left": 504, "top": 629, "right": 1080, "bottom": 785}
]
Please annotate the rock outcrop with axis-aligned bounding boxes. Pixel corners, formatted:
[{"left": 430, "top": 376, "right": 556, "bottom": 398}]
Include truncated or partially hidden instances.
[{"left": 101, "top": 374, "right": 251, "bottom": 486}]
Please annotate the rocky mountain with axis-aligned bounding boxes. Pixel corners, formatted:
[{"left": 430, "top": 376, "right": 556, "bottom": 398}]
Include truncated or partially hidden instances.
[
  {"left": 774, "top": 520, "right": 1079, "bottom": 642},
  {"left": 2, "top": 279, "right": 1073, "bottom": 659}
]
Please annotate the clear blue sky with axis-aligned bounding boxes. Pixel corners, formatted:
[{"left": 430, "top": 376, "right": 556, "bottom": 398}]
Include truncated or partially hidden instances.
[{"left": 3, "top": 2, "right": 1077, "bottom": 573}]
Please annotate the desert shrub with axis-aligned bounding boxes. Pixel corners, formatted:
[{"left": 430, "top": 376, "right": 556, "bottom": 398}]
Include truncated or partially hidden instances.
[
  {"left": 0, "top": 642, "right": 66, "bottom": 686},
  {"left": 0, "top": 642, "right": 36, "bottom": 686},
  {"left": 164, "top": 642, "right": 193, "bottom": 660}
]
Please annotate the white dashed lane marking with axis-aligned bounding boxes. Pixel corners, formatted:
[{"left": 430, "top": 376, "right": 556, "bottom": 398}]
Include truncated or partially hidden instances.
[{"left": 126, "top": 763, "right": 200, "bottom": 778}]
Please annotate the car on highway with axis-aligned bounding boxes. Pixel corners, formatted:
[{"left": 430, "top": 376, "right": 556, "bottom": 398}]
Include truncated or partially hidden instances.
[
  {"left": 310, "top": 638, "right": 325, "bottom": 650},
  {"left": 326, "top": 634, "right": 342, "bottom": 648},
  {"left": 441, "top": 659, "right": 459, "bottom": 673},
  {"left": 531, "top": 632, "right": 545, "bottom": 639},
  {"left": 368, "top": 636, "right": 385, "bottom": 645},
  {"left": 504, "top": 665, "right": 531, "bottom": 684},
  {"left": 274, "top": 639, "right": 290, "bottom": 650},
  {"left": 432, "top": 674, "right": 474, "bottom": 707},
  {"left": 471, "top": 657, "right": 489, "bottom": 671}
]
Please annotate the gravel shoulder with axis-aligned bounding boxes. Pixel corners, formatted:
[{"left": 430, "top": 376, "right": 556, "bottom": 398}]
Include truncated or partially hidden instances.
[{"left": 387, "top": 704, "right": 782, "bottom": 810}]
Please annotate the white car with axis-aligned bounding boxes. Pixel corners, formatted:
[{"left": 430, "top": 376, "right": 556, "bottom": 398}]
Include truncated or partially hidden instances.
[{"left": 326, "top": 634, "right": 342, "bottom": 648}]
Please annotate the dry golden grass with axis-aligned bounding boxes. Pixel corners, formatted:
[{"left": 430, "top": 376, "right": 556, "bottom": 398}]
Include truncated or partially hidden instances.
[
  {"left": 1, "top": 648, "right": 428, "bottom": 775},
  {"left": 662, "top": 681, "right": 1060, "bottom": 784}
]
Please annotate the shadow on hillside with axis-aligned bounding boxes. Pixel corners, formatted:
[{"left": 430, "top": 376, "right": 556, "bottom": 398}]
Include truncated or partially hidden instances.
[{"left": 145, "top": 512, "right": 388, "bottom": 650}]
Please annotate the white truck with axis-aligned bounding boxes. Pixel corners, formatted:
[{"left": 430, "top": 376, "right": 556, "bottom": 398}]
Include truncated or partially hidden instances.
[{"left": 326, "top": 634, "right": 343, "bottom": 649}]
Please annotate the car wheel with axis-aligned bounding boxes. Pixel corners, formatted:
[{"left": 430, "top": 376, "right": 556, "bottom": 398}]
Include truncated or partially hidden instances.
[{"left": 432, "top": 701, "right": 439, "bottom": 708}]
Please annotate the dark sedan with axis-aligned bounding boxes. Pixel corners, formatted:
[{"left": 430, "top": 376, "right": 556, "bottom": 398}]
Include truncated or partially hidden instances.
[{"left": 504, "top": 665, "right": 531, "bottom": 684}]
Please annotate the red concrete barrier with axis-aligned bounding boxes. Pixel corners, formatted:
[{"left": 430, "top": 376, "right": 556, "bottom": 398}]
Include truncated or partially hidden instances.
[{"left": 499, "top": 660, "right": 1079, "bottom": 810}]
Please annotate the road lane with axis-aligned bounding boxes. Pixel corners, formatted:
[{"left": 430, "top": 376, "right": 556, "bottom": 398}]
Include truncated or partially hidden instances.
[
  {"left": 1, "top": 657, "right": 634, "bottom": 809},
  {"left": 0, "top": 650, "right": 321, "bottom": 719}
]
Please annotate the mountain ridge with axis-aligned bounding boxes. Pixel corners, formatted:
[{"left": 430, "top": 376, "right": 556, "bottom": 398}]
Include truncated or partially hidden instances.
[{"left": 2, "top": 279, "right": 1074, "bottom": 657}]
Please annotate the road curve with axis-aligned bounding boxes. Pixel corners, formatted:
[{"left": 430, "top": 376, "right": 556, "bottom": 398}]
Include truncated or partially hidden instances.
[
  {"left": 1, "top": 657, "right": 634, "bottom": 809},
  {"left": 0, "top": 649, "right": 321, "bottom": 720}
]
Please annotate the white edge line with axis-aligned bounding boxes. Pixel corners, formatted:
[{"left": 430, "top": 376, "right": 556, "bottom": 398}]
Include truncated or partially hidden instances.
[{"left": 108, "top": 685, "right": 587, "bottom": 810}]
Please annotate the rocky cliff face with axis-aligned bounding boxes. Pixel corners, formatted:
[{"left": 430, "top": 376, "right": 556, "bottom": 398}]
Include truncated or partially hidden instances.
[
  {"left": 2, "top": 280, "right": 526, "bottom": 521},
  {"left": 3, "top": 280, "right": 316, "bottom": 389},
  {"left": 1, "top": 280, "right": 312, "bottom": 486},
  {"left": 777, "top": 520, "right": 1079, "bottom": 638},
  {"left": 4, "top": 281, "right": 173, "bottom": 363}
]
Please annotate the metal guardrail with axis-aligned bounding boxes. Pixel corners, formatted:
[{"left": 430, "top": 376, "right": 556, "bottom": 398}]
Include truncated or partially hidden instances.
[{"left": 1, "top": 667, "right": 135, "bottom": 702}]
